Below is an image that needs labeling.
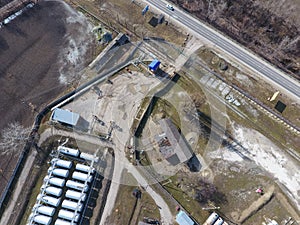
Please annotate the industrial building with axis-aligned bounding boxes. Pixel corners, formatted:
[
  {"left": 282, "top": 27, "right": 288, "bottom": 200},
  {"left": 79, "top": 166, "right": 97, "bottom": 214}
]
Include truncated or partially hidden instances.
[
  {"left": 176, "top": 211, "right": 195, "bottom": 225},
  {"left": 51, "top": 108, "right": 89, "bottom": 130},
  {"left": 27, "top": 145, "right": 98, "bottom": 225},
  {"left": 155, "top": 118, "right": 193, "bottom": 165}
]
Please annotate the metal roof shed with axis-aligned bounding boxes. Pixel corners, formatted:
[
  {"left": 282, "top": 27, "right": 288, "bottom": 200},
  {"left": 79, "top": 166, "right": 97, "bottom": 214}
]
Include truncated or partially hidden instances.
[
  {"left": 176, "top": 211, "right": 195, "bottom": 225},
  {"left": 51, "top": 108, "right": 80, "bottom": 126},
  {"left": 148, "top": 59, "right": 161, "bottom": 71}
]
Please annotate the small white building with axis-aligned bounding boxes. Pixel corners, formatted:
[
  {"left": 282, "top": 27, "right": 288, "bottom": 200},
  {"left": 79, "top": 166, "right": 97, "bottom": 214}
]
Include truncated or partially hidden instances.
[
  {"left": 58, "top": 209, "right": 80, "bottom": 222},
  {"left": 65, "top": 190, "right": 87, "bottom": 202},
  {"left": 36, "top": 205, "right": 56, "bottom": 217},
  {"left": 75, "top": 163, "right": 95, "bottom": 174},
  {"left": 62, "top": 199, "right": 83, "bottom": 212},
  {"left": 72, "top": 171, "right": 93, "bottom": 183},
  {"left": 51, "top": 158, "right": 73, "bottom": 169},
  {"left": 33, "top": 215, "right": 52, "bottom": 225},
  {"left": 58, "top": 146, "right": 80, "bottom": 157},
  {"left": 48, "top": 168, "right": 69, "bottom": 178},
  {"left": 66, "top": 180, "right": 89, "bottom": 192}
]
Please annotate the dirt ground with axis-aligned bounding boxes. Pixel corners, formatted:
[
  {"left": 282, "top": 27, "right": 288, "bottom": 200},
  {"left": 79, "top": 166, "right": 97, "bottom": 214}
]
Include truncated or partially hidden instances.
[{"left": 0, "top": 0, "right": 95, "bottom": 195}]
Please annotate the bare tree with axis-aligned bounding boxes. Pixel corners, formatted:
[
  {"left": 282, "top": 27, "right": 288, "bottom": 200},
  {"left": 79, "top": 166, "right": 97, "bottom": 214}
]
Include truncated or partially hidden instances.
[{"left": 0, "top": 122, "right": 31, "bottom": 155}]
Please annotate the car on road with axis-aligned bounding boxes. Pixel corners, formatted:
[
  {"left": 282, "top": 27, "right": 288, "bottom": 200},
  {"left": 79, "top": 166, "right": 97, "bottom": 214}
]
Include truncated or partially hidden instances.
[{"left": 166, "top": 4, "right": 174, "bottom": 11}]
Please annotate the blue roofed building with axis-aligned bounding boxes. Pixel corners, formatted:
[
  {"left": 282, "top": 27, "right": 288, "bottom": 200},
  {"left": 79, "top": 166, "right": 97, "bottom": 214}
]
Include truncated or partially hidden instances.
[
  {"left": 148, "top": 59, "right": 161, "bottom": 72},
  {"left": 176, "top": 211, "right": 195, "bottom": 225},
  {"left": 51, "top": 108, "right": 80, "bottom": 127}
]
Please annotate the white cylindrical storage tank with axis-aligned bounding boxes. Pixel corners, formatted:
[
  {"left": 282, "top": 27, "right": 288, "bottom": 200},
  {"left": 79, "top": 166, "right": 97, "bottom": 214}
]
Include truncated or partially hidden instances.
[
  {"left": 72, "top": 171, "right": 93, "bottom": 183},
  {"left": 49, "top": 177, "right": 65, "bottom": 187},
  {"left": 58, "top": 209, "right": 80, "bottom": 222},
  {"left": 75, "top": 163, "right": 95, "bottom": 174},
  {"left": 79, "top": 152, "right": 99, "bottom": 163},
  {"left": 41, "top": 196, "right": 61, "bottom": 207},
  {"left": 62, "top": 199, "right": 83, "bottom": 212},
  {"left": 48, "top": 168, "right": 69, "bottom": 178},
  {"left": 65, "top": 190, "right": 86, "bottom": 202},
  {"left": 45, "top": 186, "right": 62, "bottom": 197},
  {"left": 52, "top": 158, "right": 73, "bottom": 169},
  {"left": 58, "top": 146, "right": 80, "bottom": 157},
  {"left": 66, "top": 180, "right": 89, "bottom": 192},
  {"left": 214, "top": 217, "right": 224, "bottom": 225},
  {"left": 37, "top": 205, "right": 56, "bottom": 216},
  {"left": 33, "top": 215, "right": 52, "bottom": 225},
  {"left": 203, "top": 212, "right": 219, "bottom": 225},
  {"left": 55, "top": 219, "right": 77, "bottom": 225}
]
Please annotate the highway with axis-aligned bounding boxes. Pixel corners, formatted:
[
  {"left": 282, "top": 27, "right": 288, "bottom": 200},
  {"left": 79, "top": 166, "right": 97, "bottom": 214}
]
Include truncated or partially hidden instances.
[{"left": 146, "top": 0, "right": 300, "bottom": 98}]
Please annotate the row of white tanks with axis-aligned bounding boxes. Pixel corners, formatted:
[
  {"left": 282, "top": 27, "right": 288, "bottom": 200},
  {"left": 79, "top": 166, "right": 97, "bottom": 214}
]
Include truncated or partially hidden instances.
[
  {"left": 203, "top": 212, "right": 229, "bottom": 225},
  {"left": 28, "top": 155, "right": 96, "bottom": 225},
  {"left": 58, "top": 146, "right": 99, "bottom": 163}
]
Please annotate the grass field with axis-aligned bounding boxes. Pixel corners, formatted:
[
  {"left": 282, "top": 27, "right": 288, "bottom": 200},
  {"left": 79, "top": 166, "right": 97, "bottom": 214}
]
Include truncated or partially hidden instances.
[
  {"left": 66, "top": 0, "right": 186, "bottom": 45},
  {"left": 106, "top": 170, "right": 160, "bottom": 225}
]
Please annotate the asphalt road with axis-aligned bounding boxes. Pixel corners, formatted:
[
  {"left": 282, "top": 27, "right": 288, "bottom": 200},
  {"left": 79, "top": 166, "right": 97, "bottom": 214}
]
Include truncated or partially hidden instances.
[{"left": 146, "top": 0, "right": 300, "bottom": 98}]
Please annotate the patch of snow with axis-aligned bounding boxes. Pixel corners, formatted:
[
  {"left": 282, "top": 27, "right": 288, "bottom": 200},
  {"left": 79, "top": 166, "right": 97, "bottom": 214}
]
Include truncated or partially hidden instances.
[
  {"left": 209, "top": 125, "right": 300, "bottom": 208},
  {"left": 235, "top": 73, "right": 253, "bottom": 87},
  {"left": 209, "top": 147, "right": 244, "bottom": 162},
  {"left": 58, "top": 2, "right": 94, "bottom": 85},
  {"left": 232, "top": 126, "right": 300, "bottom": 209}
]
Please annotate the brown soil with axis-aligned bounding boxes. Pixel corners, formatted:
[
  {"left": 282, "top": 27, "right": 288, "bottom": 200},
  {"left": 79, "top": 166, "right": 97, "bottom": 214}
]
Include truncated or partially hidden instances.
[
  {"left": 0, "top": 0, "right": 95, "bottom": 194},
  {"left": 170, "top": 0, "right": 300, "bottom": 79}
]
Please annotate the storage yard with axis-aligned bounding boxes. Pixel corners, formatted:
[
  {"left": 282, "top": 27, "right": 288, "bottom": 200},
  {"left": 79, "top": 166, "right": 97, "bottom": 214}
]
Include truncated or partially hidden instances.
[{"left": 27, "top": 145, "right": 100, "bottom": 225}]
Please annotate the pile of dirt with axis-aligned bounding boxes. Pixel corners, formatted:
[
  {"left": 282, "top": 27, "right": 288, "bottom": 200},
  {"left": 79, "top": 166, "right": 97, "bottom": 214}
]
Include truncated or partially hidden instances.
[{"left": 170, "top": 0, "right": 300, "bottom": 79}]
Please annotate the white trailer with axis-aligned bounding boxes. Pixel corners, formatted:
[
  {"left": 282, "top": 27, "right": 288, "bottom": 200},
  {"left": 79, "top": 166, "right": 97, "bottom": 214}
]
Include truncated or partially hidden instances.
[
  {"left": 52, "top": 158, "right": 73, "bottom": 169},
  {"left": 36, "top": 205, "right": 56, "bottom": 216},
  {"left": 48, "top": 168, "right": 69, "bottom": 178},
  {"left": 65, "top": 190, "right": 87, "bottom": 202},
  {"left": 62, "top": 199, "right": 83, "bottom": 212},
  {"left": 72, "top": 171, "right": 93, "bottom": 183},
  {"left": 44, "top": 176, "right": 65, "bottom": 187},
  {"left": 203, "top": 212, "right": 219, "bottom": 225},
  {"left": 54, "top": 219, "right": 77, "bottom": 225},
  {"left": 66, "top": 180, "right": 89, "bottom": 192},
  {"left": 79, "top": 152, "right": 99, "bottom": 163},
  {"left": 58, "top": 209, "right": 80, "bottom": 222},
  {"left": 39, "top": 195, "right": 61, "bottom": 207},
  {"left": 33, "top": 215, "right": 52, "bottom": 225},
  {"left": 75, "top": 163, "right": 95, "bottom": 174},
  {"left": 45, "top": 186, "right": 62, "bottom": 197},
  {"left": 58, "top": 146, "right": 80, "bottom": 157}
]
